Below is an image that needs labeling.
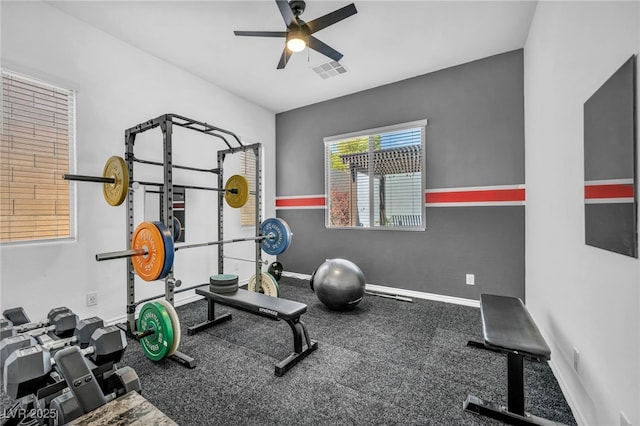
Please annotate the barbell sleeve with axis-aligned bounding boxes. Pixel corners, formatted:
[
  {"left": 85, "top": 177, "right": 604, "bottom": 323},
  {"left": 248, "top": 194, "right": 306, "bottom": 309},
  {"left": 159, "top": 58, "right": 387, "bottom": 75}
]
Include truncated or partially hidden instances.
[
  {"left": 96, "top": 248, "right": 148, "bottom": 261},
  {"left": 63, "top": 174, "right": 116, "bottom": 184}
]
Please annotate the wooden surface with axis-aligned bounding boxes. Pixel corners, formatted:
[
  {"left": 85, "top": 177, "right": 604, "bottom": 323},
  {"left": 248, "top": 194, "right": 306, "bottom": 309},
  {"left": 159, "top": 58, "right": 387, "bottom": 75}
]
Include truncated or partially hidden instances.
[{"left": 68, "top": 391, "right": 177, "bottom": 426}]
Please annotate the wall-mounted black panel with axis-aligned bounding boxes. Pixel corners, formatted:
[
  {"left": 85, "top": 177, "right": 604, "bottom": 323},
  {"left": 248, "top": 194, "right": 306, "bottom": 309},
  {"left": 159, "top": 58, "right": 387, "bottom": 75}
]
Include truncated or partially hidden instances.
[{"left": 583, "top": 56, "right": 637, "bottom": 258}]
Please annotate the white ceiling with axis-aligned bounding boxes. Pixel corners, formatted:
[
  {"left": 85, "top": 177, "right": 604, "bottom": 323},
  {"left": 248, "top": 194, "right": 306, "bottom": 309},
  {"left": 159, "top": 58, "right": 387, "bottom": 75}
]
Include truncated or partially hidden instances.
[{"left": 49, "top": 0, "right": 537, "bottom": 113}]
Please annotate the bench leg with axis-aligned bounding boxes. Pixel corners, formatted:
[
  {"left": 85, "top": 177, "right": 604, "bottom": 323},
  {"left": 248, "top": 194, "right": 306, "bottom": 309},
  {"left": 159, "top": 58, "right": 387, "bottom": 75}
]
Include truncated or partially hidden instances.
[
  {"left": 169, "top": 350, "right": 197, "bottom": 369},
  {"left": 463, "top": 395, "right": 562, "bottom": 426},
  {"left": 465, "top": 349, "right": 567, "bottom": 425},
  {"left": 274, "top": 318, "right": 318, "bottom": 377},
  {"left": 508, "top": 352, "right": 525, "bottom": 415},
  {"left": 187, "top": 299, "right": 232, "bottom": 336}
]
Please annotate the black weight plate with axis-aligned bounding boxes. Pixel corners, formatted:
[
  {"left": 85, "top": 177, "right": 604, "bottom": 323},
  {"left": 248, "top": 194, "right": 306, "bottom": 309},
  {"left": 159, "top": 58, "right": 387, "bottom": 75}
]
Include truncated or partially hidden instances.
[{"left": 267, "top": 262, "right": 283, "bottom": 281}]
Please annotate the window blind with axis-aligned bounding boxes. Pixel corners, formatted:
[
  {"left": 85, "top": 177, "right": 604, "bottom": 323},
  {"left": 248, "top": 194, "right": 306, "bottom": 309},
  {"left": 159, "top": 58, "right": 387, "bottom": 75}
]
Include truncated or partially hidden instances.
[
  {"left": 324, "top": 120, "right": 426, "bottom": 229},
  {"left": 240, "top": 149, "right": 257, "bottom": 227},
  {"left": 1, "top": 71, "right": 75, "bottom": 242}
]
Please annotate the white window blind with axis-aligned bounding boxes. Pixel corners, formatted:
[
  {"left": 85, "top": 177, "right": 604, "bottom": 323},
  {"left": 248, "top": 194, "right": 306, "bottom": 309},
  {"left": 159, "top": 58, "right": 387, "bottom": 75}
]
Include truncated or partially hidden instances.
[
  {"left": 1, "top": 71, "right": 75, "bottom": 243},
  {"left": 324, "top": 120, "right": 426, "bottom": 229}
]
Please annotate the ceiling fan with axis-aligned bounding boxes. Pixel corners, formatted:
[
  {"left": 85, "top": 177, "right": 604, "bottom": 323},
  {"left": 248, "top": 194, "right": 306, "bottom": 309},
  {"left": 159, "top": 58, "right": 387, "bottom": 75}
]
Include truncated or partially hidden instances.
[{"left": 233, "top": 0, "right": 358, "bottom": 69}]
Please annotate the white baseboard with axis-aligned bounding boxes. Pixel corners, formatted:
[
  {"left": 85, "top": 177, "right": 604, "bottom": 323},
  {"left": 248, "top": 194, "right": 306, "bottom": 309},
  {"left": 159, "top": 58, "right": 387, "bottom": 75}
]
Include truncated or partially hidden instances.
[
  {"left": 105, "top": 278, "right": 249, "bottom": 326},
  {"left": 107, "top": 273, "right": 478, "bottom": 326},
  {"left": 548, "top": 358, "right": 586, "bottom": 426},
  {"left": 282, "top": 271, "right": 480, "bottom": 308},
  {"left": 107, "top": 272, "right": 478, "bottom": 323}
]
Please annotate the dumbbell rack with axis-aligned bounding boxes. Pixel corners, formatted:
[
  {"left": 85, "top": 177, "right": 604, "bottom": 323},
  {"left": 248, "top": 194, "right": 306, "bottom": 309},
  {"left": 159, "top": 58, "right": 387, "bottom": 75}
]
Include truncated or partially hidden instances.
[{"left": 122, "top": 114, "right": 262, "bottom": 368}]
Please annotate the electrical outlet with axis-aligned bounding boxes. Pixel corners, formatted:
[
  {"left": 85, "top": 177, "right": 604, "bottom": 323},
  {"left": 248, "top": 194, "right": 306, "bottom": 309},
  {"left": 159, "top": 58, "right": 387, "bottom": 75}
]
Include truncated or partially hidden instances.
[
  {"left": 465, "top": 274, "right": 475, "bottom": 285},
  {"left": 573, "top": 347, "right": 580, "bottom": 372},
  {"left": 620, "top": 412, "right": 632, "bottom": 426},
  {"left": 87, "top": 292, "right": 97, "bottom": 306}
]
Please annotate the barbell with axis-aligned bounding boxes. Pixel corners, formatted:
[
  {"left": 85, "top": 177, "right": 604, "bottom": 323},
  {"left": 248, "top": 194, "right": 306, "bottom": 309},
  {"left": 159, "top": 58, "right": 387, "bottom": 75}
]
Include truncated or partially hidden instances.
[
  {"left": 63, "top": 156, "right": 250, "bottom": 208},
  {"left": 95, "top": 217, "right": 292, "bottom": 282}
]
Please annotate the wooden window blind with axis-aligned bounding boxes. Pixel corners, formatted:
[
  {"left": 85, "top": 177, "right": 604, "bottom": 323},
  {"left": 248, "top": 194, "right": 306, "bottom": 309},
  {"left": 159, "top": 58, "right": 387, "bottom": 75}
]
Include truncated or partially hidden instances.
[
  {"left": 240, "top": 149, "right": 257, "bottom": 227},
  {"left": 1, "top": 71, "right": 75, "bottom": 243}
]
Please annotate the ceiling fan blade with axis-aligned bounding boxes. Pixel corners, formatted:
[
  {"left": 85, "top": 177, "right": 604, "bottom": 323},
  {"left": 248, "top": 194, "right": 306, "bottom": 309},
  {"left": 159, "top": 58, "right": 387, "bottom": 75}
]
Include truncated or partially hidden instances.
[
  {"left": 275, "top": 0, "right": 296, "bottom": 27},
  {"left": 234, "top": 30, "right": 287, "bottom": 37},
  {"left": 305, "top": 3, "right": 357, "bottom": 34},
  {"left": 277, "top": 47, "right": 293, "bottom": 69},
  {"left": 308, "top": 36, "right": 343, "bottom": 62}
]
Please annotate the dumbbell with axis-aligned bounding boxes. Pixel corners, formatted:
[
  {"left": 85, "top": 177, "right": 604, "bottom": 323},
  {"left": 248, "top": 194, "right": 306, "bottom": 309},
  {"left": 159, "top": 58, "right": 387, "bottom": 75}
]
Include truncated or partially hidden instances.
[
  {"left": 1, "top": 307, "right": 77, "bottom": 341},
  {"left": 3, "top": 325, "right": 127, "bottom": 399},
  {"left": 41, "top": 360, "right": 141, "bottom": 426},
  {"left": 38, "top": 316, "right": 105, "bottom": 351},
  {"left": 0, "top": 317, "right": 104, "bottom": 387},
  {"left": 0, "top": 318, "right": 13, "bottom": 341},
  {"left": 2, "top": 306, "right": 34, "bottom": 325}
]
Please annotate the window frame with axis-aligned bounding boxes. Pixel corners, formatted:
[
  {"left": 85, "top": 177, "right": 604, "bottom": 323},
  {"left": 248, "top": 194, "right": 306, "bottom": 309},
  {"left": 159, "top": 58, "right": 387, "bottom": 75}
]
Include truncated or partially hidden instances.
[
  {"left": 324, "top": 119, "right": 427, "bottom": 231},
  {"left": 1, "top": 69, "right": 77, "bottom": 245}
]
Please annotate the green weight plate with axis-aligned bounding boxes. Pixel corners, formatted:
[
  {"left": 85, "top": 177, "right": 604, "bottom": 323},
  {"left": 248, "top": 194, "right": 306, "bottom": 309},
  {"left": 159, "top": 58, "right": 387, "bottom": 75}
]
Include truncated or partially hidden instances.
[
  {"left": 209, "top": 282, "right": 239, "bottom": 294},
  {"left": 156, "top": 299, "right": 181, "bottom": 357},
  {"left": 137, "top": 301, "right": 174, "bottom": 361},
  {"left": 260, "top": 218, "right": 292, "bottom": 255},
  {"left": 267, "top": 273, "right": 280, "bottom": 297},
  {"left": 210, "top": 274, "right": 239, "bottom": 286}
]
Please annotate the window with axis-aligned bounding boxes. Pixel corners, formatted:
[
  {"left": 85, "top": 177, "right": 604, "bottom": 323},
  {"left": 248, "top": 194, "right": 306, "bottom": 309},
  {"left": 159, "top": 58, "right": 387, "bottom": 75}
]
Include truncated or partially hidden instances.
[
  {"left": 240, "top": 148, "right": 258, "bottom": 227},
  {"left": 324, "top": 120, "right": 426, "bottom": 230},
  {"left": 1, "top": 71, "right": 75, "bottom": 243}
]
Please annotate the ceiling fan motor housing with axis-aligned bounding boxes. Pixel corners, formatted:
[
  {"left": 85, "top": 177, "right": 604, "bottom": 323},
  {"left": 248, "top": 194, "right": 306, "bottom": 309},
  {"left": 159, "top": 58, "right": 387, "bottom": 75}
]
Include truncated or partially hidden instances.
[{"left": 290, "top": 1, "right": 306, "bottom": 18}]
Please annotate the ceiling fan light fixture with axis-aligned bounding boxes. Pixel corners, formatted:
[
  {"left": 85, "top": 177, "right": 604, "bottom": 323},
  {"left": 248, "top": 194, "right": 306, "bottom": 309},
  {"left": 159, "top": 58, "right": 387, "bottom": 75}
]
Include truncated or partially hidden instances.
[{"left": 286, "top": 31, "right": 307, "bottom": 52}]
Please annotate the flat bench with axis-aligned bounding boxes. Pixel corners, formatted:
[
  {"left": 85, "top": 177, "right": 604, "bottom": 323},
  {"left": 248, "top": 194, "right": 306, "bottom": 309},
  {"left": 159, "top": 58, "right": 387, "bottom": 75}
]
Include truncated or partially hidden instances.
[
  {"left": 188, "top": 288, "right": 318, "bottom": 376},
  {"left": 464, "top": 294, "right": 564, "bottom": 426}
]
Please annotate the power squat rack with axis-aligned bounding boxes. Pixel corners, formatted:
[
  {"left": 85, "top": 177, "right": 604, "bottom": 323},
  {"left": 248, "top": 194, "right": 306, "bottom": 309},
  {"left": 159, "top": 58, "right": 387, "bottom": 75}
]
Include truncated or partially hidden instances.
[{"left": 122, "top": 114, "right": 262, "bottom": 368}]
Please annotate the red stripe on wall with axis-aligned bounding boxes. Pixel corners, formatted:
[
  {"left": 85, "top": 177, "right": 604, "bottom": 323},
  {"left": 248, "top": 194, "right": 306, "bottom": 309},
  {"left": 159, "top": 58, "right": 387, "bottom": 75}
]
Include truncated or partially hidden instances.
[
  {"left": 584, "top": 184, "right": 634, "bottom": 199},
  {"left": 276, "top": 197, "right": 326, "bottom": 207},
  {"left": 425, "top": 188, "right": 525, "bottom": 204}
]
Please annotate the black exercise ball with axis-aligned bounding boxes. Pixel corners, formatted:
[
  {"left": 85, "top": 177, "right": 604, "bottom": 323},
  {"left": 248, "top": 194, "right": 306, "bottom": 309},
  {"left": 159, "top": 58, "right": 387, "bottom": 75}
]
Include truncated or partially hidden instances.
[{"left": 312, "top": 259, "right": 365, "bottom": 310}]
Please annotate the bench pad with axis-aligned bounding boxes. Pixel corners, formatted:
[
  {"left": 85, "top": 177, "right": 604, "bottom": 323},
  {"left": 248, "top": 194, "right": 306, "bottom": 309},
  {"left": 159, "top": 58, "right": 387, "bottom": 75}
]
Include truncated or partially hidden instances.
[
  {"left": 480, "top": 294, "right": 551, "bottom": 361},
  {"left": 196, "top": 288, "right": 306, "bottom": 320}
]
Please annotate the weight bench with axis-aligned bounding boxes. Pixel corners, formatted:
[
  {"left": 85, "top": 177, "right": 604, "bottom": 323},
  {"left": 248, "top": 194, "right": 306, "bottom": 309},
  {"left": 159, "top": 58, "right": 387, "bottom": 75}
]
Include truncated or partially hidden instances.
[
  {"left": 464, "top": 294, "right": 565, "bottom": 426},
  {"left": 188, "top": 288, "right": 318, "bottom": 376}
]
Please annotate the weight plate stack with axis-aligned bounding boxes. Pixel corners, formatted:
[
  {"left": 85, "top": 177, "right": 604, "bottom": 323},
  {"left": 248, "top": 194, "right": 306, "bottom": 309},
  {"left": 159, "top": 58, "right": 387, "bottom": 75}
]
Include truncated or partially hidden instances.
[{"left": 209, "top": 274, "right": 239, "bottom": 294}]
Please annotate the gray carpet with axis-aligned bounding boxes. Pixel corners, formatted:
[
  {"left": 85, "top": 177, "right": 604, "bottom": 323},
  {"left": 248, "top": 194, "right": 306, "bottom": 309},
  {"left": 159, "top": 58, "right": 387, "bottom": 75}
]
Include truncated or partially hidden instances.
[
  {"left": 1, "top": 277, "right": 577, "bottom": 425},
  {"left": 124, "top": 277, "right": 576, "bottom": 425}
]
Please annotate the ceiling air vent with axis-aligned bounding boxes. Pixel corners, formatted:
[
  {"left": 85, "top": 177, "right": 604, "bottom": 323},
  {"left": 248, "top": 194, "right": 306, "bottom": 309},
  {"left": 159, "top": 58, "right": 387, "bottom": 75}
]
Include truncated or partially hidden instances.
[{"left": 313, "top": 61, "right": 347, "bottom": 79}]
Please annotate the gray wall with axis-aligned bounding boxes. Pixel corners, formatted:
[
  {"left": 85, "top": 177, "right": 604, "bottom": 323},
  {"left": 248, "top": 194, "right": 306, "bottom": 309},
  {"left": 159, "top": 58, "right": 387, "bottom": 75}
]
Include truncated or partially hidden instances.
[{"left": 275, "top": 50, "right": 525, "bottom": 300}]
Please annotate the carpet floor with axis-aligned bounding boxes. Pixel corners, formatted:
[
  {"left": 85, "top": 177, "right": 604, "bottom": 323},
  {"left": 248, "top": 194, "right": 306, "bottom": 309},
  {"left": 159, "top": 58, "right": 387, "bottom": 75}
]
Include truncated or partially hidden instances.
[
  {"left": 1, "top": 276, "right": 577, "bottom": 425},
  {"left": 123, "top": 276, "right": 576, "bottom": 425}
]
